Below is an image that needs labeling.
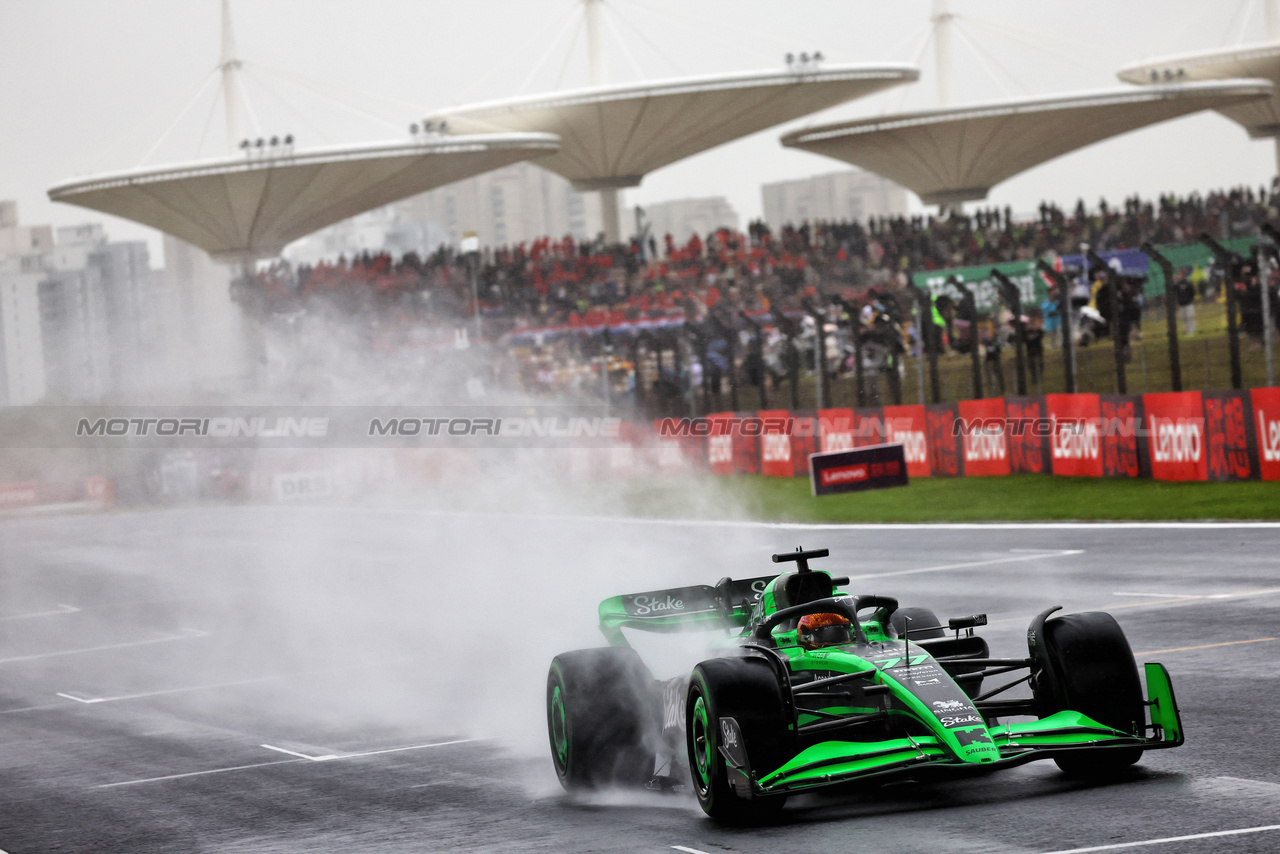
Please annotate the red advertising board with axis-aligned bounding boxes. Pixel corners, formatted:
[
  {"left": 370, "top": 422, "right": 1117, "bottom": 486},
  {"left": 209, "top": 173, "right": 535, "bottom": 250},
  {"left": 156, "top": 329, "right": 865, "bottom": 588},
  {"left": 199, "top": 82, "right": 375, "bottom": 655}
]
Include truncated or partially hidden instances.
[
  {"left": 758, "top": 409, "right": 794, "bottom": 477},
  {"left": 1100, "top": 395, "right": 1143, "bottom": 478},
  {"left": 925, "top": 403, "right": 962, "bottom": 477},
  {"left": 957, "top": 399, "right": 1011, "bottom": 476},
  {"left": 818, "top": 408, "right": 856, "bottom": 452},
  {"left": 853, "top": 408, "right": 886, "bottom": 447},
  {"left": 790, "top": 412, "right": 819, "bottom": 478},
  {"left": 883, "top": 405, "right": 930, "bottom": 478},
  {"left": 707, "top": 412, "right": 735, "bottom": 476},
  {"left": 1250, "top": 387, "right": 1280, "bottom": 481},
  {"left": 1203, "top": 391, "right": 1256, "bottom": 481},
  {"left": 0, "top": 481, "right": 39, "bottom": 509},
  {"left": 732, "top": 411, "right": 760, "bottom": 475},
  {"left": 1005, "top": 396, "right": 1049, "bottom": 475},
  {"left": 1046, "top": 394, "right": 1103, "bottom": 477},
  {"left": 1143, "top": 391, "right": 1208, "bottom": 482}
]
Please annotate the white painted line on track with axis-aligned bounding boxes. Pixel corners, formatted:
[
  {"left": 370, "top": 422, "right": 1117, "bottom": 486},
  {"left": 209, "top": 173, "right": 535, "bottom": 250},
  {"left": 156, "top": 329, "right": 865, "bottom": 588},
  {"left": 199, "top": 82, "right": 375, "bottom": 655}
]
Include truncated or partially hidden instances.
[
  {"left": 94, "top": 738, "right": 482, "bottom": 788},
  {"left": 93, "top": 758, "right": 303, "bottom": 788},
  {"left": 1112, "top": 592, "right": 1201, "bottom": 599},
  {"left": 55, "top": 692, "right": 104, "bottom": 704},
  {"left": 1038, "top": 823, "right": 1280, "bottom": 853},
  {"left": 0, "top": 628, "right": 208, "bottom": 664},
  {"left": 260, "top": 744, "right": 339, "bottom": 761},
  {"left": 1136, "top": 637, "right": 1274, "bottom": 656},
  {"left": 57, "top": 675, "right": 277, "bottom": 705},
  {"left": 0, "top": 603, "right": 80, "bottom": 621},
  {"left": 846, "top": 549, "right": 1083, "bottom": 580},
  {"left": 672, "top": 847, "right": 713, "bottom": 854},
  {"left": 255, "top": 506, "right": 1280, "bottom": 529}
]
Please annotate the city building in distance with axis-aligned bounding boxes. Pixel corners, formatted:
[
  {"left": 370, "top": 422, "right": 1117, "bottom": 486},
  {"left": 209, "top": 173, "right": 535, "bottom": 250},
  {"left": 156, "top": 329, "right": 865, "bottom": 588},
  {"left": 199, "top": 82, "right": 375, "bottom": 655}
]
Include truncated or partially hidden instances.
[{"left": 762, "top": 169, "right": 908, "bottom": 230}]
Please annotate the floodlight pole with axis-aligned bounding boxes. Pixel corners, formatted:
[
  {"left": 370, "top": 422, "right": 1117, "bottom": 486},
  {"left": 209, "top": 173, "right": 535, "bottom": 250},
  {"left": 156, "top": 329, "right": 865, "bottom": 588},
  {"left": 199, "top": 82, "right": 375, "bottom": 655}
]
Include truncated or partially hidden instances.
[
  {"left": 1086, "top": 247, "right": 1127, "bottom": 394},
  {"left": 220, "top": 0, "right": 246, "bottom": 153},
  {"left": 803, "top": 300, "right": 830, "bottom": 410},
  {"left": 1258, "top": 224, "right": 1279, "bottom": 388},
  {"left": 740, "top": 311, "right": 769, "bottom": 409},
  {"left": 990, "top": 269, "right": 1027, "bottom": 396},
  {"left": 1199, "top": 233, "right": 1244, "bottom": 390},
  {"left": 1036, "top": 261, "right": 1076, "bottom": 393},
  {"left": 1141, "top": 242, "right": 1184, "bottom": 392},
  {"left": 835, "top": 297, "right": 866, "bottom": 407},
  {"left": 950, "top": 277, "right": 982, "bottom": 399},
  {"left": 908, "top": 284, "right": 941, "bottom": 403}
]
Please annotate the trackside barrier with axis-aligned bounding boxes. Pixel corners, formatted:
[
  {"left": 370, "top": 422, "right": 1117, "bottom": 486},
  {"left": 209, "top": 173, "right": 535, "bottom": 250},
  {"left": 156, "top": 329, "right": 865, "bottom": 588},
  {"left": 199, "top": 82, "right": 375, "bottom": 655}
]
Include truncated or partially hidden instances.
[{"left": 653, "top": 387, "right": 1280, "bottom": 482}]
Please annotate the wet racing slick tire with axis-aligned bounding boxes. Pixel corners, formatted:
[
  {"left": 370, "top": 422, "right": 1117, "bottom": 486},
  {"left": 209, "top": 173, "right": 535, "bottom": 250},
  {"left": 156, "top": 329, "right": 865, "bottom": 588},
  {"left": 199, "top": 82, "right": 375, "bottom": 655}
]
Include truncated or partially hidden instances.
[
  {"left": 686, "top": 657, "right": 793, "bottom": 824},
  {"left": 547, "top": 647, "right": 660, "bottom": 790},
  {"left": 890, "top": 607, "right": 946, "bottom": 640},
  {"left": 1035, "top": 611, "right": 1144, "bottom": 777}
]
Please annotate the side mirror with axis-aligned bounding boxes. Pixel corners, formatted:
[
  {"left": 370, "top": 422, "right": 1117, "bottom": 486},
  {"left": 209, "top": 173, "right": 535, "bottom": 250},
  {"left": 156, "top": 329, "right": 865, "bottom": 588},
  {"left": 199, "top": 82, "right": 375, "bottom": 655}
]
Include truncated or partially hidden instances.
[{"left": 948, "top": 614, "right": 988, "bottom": 637}]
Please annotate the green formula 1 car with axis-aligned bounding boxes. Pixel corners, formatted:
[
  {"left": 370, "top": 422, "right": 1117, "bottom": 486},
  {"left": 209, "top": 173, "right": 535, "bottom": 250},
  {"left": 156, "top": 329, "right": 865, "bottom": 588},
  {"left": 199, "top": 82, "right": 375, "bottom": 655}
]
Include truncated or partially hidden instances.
[{"left": 546, "top": 547, "right": 1183, "bottom": 823}]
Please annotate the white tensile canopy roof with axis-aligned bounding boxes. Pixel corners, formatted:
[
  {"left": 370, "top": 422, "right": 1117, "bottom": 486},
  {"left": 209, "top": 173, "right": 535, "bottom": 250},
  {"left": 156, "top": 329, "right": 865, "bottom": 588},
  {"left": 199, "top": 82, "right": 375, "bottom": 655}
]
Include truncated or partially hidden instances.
[
  {"left": 779, "top": 80, "right": 1274, "bottom": 205},
  {"left": 48, "top": 133, "right": 560, "bottom": 263},
  {"left": 1117, "top": 41, "right": 1280, "bottom": 139},
  {"left": 427, "top": 64, "right": 920, "bottom": 190}
]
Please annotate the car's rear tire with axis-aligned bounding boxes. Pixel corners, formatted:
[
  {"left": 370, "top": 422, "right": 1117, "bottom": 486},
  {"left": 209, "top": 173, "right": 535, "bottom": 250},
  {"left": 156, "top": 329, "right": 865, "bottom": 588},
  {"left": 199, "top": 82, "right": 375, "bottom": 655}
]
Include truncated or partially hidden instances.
[
  {"left": 890, "top": 607, "right": 946, "bottom": 639},
  {"left": 686, "top": 657, "right": 792, "bottom": 824},
  {"left": 547, "top": 647, "right": 659, "bottom": 790},
  {"left": 1033, "top": 611, "right": 1144, "bottom": 777}
]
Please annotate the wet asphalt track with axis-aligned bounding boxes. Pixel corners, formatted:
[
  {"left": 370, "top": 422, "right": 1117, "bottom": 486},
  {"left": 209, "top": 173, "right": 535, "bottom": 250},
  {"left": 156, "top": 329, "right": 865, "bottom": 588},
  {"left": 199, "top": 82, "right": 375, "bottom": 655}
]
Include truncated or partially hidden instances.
[{"left": 0, "top": 506, "right": 1277, "bottom": 853}]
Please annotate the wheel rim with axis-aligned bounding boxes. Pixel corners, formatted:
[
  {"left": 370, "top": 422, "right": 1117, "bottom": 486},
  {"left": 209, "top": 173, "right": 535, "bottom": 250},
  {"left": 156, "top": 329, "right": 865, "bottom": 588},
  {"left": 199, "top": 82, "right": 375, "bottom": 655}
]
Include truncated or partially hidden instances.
[
  {"left": 690, "top": 694, "right": 712, "bottom": 795},
  {"left": 549, "top": 683, "right": 569, "bottom": 768}
]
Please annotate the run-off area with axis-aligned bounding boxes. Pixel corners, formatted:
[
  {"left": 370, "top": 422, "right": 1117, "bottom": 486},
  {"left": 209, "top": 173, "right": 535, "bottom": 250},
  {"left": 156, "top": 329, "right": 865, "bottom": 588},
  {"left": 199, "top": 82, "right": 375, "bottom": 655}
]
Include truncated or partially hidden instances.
[{"left": 0, "top": 508, "right": 1277, "bottom": 853}]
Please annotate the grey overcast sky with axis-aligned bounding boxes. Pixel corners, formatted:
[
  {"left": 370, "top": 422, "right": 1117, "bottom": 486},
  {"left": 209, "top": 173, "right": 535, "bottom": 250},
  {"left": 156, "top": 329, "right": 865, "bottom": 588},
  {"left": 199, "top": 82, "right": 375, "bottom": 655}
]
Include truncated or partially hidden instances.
[{"left": 1, "top": 0, "right": 1277, "bottom": 266}]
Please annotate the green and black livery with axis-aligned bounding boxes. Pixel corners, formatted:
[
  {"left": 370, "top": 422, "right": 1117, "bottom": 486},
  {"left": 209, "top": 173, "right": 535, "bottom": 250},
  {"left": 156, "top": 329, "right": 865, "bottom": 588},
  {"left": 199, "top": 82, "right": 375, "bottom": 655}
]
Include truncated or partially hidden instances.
[{"left": 547, "top": 547, "right": 1183, "bottom": 823}]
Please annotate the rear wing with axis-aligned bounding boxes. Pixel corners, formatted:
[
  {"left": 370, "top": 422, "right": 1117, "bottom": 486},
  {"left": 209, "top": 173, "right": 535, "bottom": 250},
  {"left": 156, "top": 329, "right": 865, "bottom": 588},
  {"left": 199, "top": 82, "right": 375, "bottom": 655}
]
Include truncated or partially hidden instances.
[{"left": 598, "top": 575, "right": 776, "bottom": 646}]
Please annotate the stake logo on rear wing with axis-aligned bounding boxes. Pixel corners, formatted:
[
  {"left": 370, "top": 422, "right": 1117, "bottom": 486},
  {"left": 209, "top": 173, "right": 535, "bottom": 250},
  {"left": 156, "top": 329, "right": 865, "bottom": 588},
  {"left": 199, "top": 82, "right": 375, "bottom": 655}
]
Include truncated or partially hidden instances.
[{"left": 600, "top": 576, "right": 776, "bottom": 643}]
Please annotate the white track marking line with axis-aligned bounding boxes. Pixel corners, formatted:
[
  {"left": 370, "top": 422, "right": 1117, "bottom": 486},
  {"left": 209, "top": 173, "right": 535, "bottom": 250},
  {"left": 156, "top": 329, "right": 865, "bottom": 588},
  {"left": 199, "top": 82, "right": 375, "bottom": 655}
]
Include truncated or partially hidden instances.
[
  {"left": 1112, "top": 592, "right": 1199, "bottom": 599},
  {"left": 1038, "top": 823, "right": 1280, "bottom": 853},
  {"left": 55, "top": 692, "right": 104, "bottom": 704},
  {"left": 260, "top": 744, "right": 338, "bottom": 761},
  {"left": 0, "top": 603, "right": 80, "bottom": 621},
  {"left": 94, "top": 738, "right": 481, "bottom": 789},
  {"left": 0, "top": 628, "right": 208, "bottom": 664},
  {"left": 846, "top": 549, "right": 1083, "bottom": 580},
  {"left": 93, "top": 758, "right": 303, "bottom": 788},
  {"left": 1136, "top": 637, "right": 1275, "bottom": 656},
  {"left": 672, "top": 847, "right": 713, "bottom": 854},
  {"left": 57, "top": 675, "right": 277, "bottom": 705}
]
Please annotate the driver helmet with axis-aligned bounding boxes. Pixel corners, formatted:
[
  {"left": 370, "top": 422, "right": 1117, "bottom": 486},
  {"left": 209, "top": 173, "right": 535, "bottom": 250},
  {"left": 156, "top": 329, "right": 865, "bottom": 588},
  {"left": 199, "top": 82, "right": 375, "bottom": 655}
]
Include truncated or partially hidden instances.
[{"left": 797, "top": 612, "right": 852, "bottom": 649}]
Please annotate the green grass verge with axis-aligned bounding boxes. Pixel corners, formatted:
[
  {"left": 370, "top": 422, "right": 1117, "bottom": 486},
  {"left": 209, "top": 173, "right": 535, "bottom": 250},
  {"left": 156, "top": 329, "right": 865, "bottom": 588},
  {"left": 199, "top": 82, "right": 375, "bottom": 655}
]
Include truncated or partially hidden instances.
[{"left": 613, "top": 473, "right": 1279, "bottom": 522}]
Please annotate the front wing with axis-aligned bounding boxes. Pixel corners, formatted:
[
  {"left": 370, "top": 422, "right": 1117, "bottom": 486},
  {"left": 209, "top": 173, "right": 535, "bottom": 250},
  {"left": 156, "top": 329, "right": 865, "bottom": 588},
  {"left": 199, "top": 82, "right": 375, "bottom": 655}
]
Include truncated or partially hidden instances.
[{"left": 730, "top": 663, "right": 1182, "bottom": 797}]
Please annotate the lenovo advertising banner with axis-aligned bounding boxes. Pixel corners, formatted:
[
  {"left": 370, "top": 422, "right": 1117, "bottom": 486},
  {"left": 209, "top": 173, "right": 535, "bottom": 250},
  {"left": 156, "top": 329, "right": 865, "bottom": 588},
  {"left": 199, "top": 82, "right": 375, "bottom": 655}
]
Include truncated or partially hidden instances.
[
  {"left": 758, "top": 409, "right": 794, "bottom": 478},
  {"left": 1143, "top": 392, "right": 1208, "bottom": 482},
  {"left": 790, "top": 411, "right": 819, "bottom": 478},
  {"left": 1203, "top": 391, "right": 1257, "bottom": 481},
  {"left": 810, "top": 444, "right": 910, "bottom": 496},
  {"left": 1100, "top": 395, "right": 1145, "bottom": 478},
  {"left": 853, "top": 408, "right": 887, "bottom": 447},
  {"left": 1046, "top": 394, "right": 1104, "bottom": 477},
  {"left": 818, "top": 408, "right": 856, "bottom": 452},
  {"left": 707, "top": 412, "right": 735, "bottom": 476},
  {"left": 1005, "top": 396, "right": 1050, "bottom": 475},
  {"left": 733, "top": 411, "right": 761, "bottom": 475},
  {"left": 1249, "top": 387, "right": 1280, "bottom": 481},
  {"left": 957, "top": 398, "right": 1010, "bottom": 476},
  {"left": 926, "top": 403, "right": 962, "bottom": 477},
  {"left": 883, "top": 405, "right": 931, "bottom": 478}
]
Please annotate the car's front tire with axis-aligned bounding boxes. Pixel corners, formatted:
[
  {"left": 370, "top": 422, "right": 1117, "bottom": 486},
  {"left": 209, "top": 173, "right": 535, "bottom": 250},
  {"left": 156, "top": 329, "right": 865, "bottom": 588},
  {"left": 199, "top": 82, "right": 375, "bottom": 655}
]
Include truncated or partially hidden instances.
[
  {"left": 686, "top": 657, "right": 792, "bottom": 824},
  {"left": 547, "top": 647, "right": 659, "bottom": 790},
  {"left": 1033, "top": 611, "right": 1144, "bottom": 777}
]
